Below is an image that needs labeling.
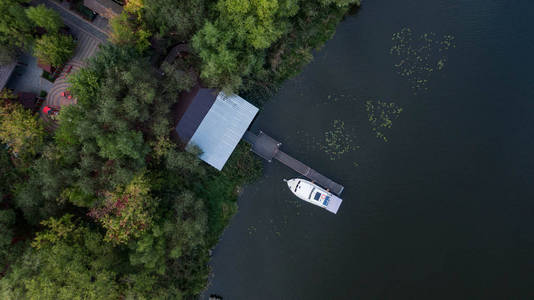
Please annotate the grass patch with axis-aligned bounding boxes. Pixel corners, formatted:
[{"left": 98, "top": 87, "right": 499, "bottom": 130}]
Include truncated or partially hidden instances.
[{"left": 196, "top": 142, "right": 262, "bottom": 246}]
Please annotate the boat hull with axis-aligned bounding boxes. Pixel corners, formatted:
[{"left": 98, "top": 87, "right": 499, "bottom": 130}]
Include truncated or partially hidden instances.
[{"left": 285, "top": 178, "right": 343, "bottom": 214}]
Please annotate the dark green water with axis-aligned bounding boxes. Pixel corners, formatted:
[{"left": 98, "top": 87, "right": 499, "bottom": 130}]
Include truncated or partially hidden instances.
[{"left": 205, "top": 0, "right": 534, "bottom": 298}]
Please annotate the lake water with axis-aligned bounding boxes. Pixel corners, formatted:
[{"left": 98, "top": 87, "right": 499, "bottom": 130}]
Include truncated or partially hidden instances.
[{"left": 205, "top": 0, "right": 534, "bottom": 298}]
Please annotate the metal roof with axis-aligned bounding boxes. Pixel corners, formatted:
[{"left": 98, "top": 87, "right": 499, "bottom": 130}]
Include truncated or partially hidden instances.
[
  {"left": 186, "top": 92, "right": 258, "bottom": 170},
  {"left": 175, "top": 87, "right": 218, "bottom": 143},
  {"left": 0, "top": 61, "right": 16, "bottom": 90}
]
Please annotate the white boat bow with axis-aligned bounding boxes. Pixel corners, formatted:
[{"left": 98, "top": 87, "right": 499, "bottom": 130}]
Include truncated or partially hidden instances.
[{"left": 285, "top": 178, "right": 343, "bottom": 214}]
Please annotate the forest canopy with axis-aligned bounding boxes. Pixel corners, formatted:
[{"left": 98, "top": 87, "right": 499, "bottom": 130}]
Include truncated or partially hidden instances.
[{"left": 0, "top": 0, "right": 359, "bottom": 298}]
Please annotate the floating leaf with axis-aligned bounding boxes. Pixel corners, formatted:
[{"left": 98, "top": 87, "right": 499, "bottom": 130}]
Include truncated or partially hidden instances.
[
  {"left": 366, "top": 100, "right": 403, "bottom": 142},
  {"left": 390, "top": 27, "right": 455, "bottom": 93}
]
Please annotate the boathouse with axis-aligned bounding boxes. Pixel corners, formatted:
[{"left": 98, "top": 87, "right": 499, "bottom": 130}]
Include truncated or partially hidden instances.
[{"left": 173, "top": 86, "right": 258, "bottom": 171}]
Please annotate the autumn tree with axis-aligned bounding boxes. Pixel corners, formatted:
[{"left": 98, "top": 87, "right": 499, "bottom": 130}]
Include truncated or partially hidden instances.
[
  {"left": 11, "top": 149, "right": 65, "bottom": 223},
  {"left": 47, "top": 46, "right": 153, "bottom": 202},
  {"left": 89, "top": 173, "right": 156, "bottom": 244},
  {"left": 0, "top": 208, "right": 16, "bottom": 271},
  {"left": 124, "top": 0, "right": 144, "bottom": 15},
  {"left": 0, "top": 89, "right": 17, "bottom": 101},
  {"left": 159, "top": 61, "right": 196, "bottom": 96},
  {"left": 240, "top": 0, "right": 360, "bottom": 103},
  {"left": 25, "top": 44, "right": 197, "bottom": 209},
  {"left": 0, "top": 0, "right": 353, "bottom": 297},
  {"left": 192, "top": 0, "right": 300, "bottom": 92},
  {"left": 320, "top": 0, "right": 360, "bottom": 7},
  {"left": 0, "top": 147, "right": 24, "bottom": 271}
]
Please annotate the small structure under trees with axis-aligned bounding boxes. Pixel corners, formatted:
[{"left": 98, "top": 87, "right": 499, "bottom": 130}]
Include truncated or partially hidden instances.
[
  {"left": 16, "top": 92, "right": 39, "bottom": 112},
  {"left": 83, "top": 0, "right": 123, "bottom": 19},
  {"left": 174, "top": 86, "right": 258, "bottom": 171}
]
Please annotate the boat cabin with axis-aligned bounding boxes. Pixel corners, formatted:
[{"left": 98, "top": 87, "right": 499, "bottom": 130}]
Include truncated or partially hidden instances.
[{"left": 289, "top": 179, "right": 331, "bottom": 208}]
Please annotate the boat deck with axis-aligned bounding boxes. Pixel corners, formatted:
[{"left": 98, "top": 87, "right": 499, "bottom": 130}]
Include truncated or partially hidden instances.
[{"left": 243, "top": 131, "right": 344, "bottom": 196}]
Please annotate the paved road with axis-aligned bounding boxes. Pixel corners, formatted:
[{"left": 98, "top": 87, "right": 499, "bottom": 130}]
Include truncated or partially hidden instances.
[
  {"left": 37, "top": 0, "right": 109, "bottom": 42},
  {"left": 36, "top": 0, "right": 107, "bottom": 62},
  {"left": 35, "top": 0, "right": 108, "bottom": 129},
  {"left": 72, "top": 29, "right": 102, "bottom": 61}
]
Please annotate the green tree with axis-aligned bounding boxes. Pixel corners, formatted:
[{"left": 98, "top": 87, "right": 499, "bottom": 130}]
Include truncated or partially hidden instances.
[
  {"left": 0, "top": 102, "right": 46, "bottom": 160},
  {"left": 34, "top": 34, "right": 75, "bottom": 67},
  {"left": 160, "top": 61, "right": 196, "bottom": 96},
  {"left": 192, "top": 0, "right": 300, "bottom": 92},
  {"left": 0, "top": 0, "right": 34, "bottom": 50},
  {"left": 25, "top": 4, "right": 63, "bottom": 33},
  {"left": 0, "top": 45, "right": 15, "bottom": 66},
  {"left": 109, "top": 12, "right": 151, "bottom": 52},
  {"left": 143, "top": 0, "right": 206, "bottom": 42},
  {"left": 0, "top": 208, "right": 16, "bottom": 270},
  {"left": 320, "top": 0, "right": 360, "bottom": 7},
  {"left": 0, "top": 215, "right": 122, "bottom": 299},
  {"left": 126, "top": 190, "right": 209, "bottom": 297}
]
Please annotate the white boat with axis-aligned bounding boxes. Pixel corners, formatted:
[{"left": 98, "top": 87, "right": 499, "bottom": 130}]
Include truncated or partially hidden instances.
[{"left": 284, "top": 178, "right": 343, "bottom": 214}]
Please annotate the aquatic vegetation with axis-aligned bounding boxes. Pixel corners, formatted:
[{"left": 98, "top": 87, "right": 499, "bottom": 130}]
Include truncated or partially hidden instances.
[
  {"left": 317, "top": 120, "right": 359, "bottom": 160},
  {"left": 298, "top": 95, "right": 362, "bottom": 164},
  {"left": 390, "top": 27, "right": 455, "bottom": 93},
  {"left": 247, "top": 225, "right": 257, "bottom": 236},
  {"left": 323, "top": 92, "right": 359, "bottom": 105},
  {"left": 366, "top": 100, "right": 403, "bottom": 142},
  {"left": 326, "top": 93, "right": 349, "bottom": 103}
]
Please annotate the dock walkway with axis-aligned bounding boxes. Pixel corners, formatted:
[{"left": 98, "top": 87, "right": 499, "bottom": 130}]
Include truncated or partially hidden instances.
[{"left": 243, "top": 131, "right": 344, "bottom": 196}]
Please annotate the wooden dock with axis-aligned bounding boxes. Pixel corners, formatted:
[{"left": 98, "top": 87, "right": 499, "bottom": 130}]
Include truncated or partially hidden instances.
[{"left": 243, "top": 131, "right": 344, "bottom": 196}]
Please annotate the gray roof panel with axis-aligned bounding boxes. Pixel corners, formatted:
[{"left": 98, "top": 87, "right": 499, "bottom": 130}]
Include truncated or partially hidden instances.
[{"left": 175, "top": 87, "right": 218, "bottom": 143}]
